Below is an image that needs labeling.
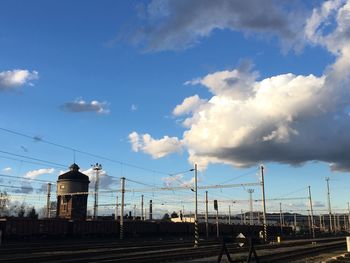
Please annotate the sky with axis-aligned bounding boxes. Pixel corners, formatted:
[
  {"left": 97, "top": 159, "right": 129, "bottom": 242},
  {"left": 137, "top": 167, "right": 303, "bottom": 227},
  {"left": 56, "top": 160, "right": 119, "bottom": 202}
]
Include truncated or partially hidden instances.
[{"left": 1, "top": 0, "right": 350, "bottom": 218}]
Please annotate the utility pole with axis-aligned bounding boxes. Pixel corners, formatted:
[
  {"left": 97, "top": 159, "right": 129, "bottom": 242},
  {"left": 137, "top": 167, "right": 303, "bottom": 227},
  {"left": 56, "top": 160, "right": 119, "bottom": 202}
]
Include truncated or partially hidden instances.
[
  {"left": 92, "top": 163, "right": 102, "bottom": 220},
  {"left": 205, "top": 191, "right": 209, "bottom": 238},
  {"left": 228, "top": 205, "right": 231, "bottom": 225},
  {"left": 120, "top": 177, "right": 125, "bottom": 240},
  {"left": 248, "top": 189, "right": 254, "bottom": 225},
  {"left": 326, "top": 177, "right": 333, "bottom": 233},
  {"left": 149, "top": 200, "right": 153, "bottom": 220},
  {"left": 193, "top": 164, "right": 199, "bottom": 247},
  {"left": 279, "top": 202, "right": 283, "bottom": 235},
  {"left": 348, "top": 202, "right": 350, "bottom": 231},
  {"left": 308, "top": 186, "right": 315, "bottom": 238},
  {"left": 46, "top": 182, "right": 51, "bottom": 218},
  {"left": 214, "top": 200, "right": 219, "bottom": 238},
  {"left": 141, "top": 195, "right": 144, "bottom": 221},
  {"left": 115, "top": 195, "right": 118, "bottom": 220},
  {"left": 260, "top": 165, "right": 268, "bottom": 242}
]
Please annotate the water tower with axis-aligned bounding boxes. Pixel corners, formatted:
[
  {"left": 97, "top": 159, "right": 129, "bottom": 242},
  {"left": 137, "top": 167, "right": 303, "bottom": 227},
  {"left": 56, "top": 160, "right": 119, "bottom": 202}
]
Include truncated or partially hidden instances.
[{"left": 56, "top": 163, "right": 90, "bottom": 220}]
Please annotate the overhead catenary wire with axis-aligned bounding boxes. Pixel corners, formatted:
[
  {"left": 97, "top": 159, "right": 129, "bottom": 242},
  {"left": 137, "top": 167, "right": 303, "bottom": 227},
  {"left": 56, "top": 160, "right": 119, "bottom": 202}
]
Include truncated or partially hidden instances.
[
  {"left": 0, "top": 150, "right": 67, "bottom": 168},
  {"left": 0, "top": 126, "right": 176, "bottom": 175}
]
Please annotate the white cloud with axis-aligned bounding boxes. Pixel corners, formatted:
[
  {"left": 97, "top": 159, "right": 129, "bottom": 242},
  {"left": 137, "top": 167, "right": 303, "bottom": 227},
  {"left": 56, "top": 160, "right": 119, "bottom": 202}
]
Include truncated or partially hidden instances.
[
  {"left": 2, "top": 167, "right": 12, "bottom": 173},
  {"left": 0, "top": 69, "right": 38, "bottom": 91},
  {"left": 173, "top": 94, "right": 207, "bottom": 116},
  {"left": 131, "top": 104, "right": 138, "bottom": 111},
  {"left": 129, "top": 1, "right": 350, "bottom": 172},
  {"left": 81, "top": 167, "right": 117, "bottom": 190},
  {"left": 24, "top": 168, "right": 54, "bottom": 179},
  {"left": 129, "top": 131, "right": 182, "bottom": 159},
  {"left": 61, "top": 98, "right": 110, "bottom": 114}
]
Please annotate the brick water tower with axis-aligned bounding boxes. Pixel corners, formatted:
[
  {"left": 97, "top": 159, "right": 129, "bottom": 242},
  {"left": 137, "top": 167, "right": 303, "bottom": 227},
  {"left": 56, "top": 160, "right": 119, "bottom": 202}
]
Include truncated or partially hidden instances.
[{"left": 56, "top": 163, "right": 90, "bottom": 220}]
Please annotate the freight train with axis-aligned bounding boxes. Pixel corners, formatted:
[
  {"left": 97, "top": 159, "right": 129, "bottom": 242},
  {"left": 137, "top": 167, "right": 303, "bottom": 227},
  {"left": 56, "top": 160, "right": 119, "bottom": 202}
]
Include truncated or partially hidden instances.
[{"left": 0, "top": 218, "right": 293, "bottom": 240}]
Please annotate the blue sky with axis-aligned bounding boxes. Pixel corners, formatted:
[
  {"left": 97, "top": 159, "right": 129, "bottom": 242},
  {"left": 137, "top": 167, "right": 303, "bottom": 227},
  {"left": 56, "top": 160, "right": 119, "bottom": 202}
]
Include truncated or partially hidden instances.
[{"left": 1, "top": 0, "right": 350, "bottom": 218}]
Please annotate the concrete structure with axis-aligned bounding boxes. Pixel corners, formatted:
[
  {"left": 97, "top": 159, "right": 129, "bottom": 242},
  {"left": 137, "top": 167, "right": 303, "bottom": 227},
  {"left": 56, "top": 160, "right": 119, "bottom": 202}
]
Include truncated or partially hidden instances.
[{"left": 56, "top": 163, "right": 90, "bottom": 220}]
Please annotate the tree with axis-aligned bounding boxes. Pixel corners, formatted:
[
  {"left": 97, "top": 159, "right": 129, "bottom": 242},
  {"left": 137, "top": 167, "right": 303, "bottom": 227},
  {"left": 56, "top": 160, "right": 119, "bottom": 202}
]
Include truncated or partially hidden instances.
[
  {"left": 0, "top": 191, "right": 10, "bottom": 217},
  {"left": 171, "top": 211, "right": 179, "bottom": 218},
  {"left": 27, "top": 207, "right": 38, "bottom": 219},
  {"left": 18, "top": 205, "right": 25, "bottom": 218},
  {"left": 162, "top": 213, "right": 170, "bottom": 220}
]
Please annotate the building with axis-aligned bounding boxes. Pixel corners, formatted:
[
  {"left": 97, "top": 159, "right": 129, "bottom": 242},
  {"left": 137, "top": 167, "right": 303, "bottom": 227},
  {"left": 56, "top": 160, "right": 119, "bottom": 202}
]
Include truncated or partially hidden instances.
[{"left": 56, "top": 163, "right": 90, "bottom": 220}]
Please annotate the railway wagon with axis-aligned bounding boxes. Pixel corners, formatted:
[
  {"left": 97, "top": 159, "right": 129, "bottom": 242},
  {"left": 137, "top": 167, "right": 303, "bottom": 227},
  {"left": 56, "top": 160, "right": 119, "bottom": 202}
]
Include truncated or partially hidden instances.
[
  {"left": 124, "top": 221, "right": 158, "bottom": 237},
  {"left": 38, "top": 219, "right": 69, "bottom": 237},
  {"left": 158, "top": 221, "right": 190, "bottom": 236},
  {"left": 0, "top": 218, "right": 294, "bottom": 240},
  {"left": 71, "top": 220, "right": 118, "bottom": 236}
]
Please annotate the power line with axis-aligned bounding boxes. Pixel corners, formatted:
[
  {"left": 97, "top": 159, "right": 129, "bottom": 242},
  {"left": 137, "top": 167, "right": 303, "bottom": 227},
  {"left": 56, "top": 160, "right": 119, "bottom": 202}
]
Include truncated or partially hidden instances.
[
  {"left": 0, "top": 155, "right": 65, "bottom": 169},
  {"left": 0, "top": 127, "right": 173, "bottom": 175},
  {"left": 219, "top": 167, "right": 258, "bottom": 184},
  {"left": 0, "top": 150, "right": 67, "bottom": 168},
  {"left": 0, "top": 173, "right": 56, "bottom": 184}
]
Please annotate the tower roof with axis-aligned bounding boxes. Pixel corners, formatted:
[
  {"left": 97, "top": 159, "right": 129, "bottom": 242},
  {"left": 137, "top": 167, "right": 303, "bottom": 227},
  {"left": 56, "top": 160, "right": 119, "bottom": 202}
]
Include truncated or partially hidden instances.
[{"left": 58, "top": 163, "right": 90, "bottom": 182}]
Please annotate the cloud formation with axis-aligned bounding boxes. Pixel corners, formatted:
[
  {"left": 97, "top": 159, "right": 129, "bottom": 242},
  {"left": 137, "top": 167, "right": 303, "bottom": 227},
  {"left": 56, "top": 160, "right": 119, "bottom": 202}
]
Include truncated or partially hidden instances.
[
  {"left": 127, "top": 0, "right": 304, "bottom": 52},
  {"left": 24, "top": 168, "right": 55, "bottom": 179},
  {"left": 129, "top": 1, "right": 350, "bottom": 172},
  {"left": 81, "top": 167, "right": 118, "bottom": 190},
  {"left": 129, "top": 131, "right": 182, "bottom": 159},
  {"left": 0, "top": 69, "right": 38, "bottom": 91},
  {"left": 2, "top": 167, "right": 12, "bottom": 173},
  {"left": 61, "top": 98, "right": 110, "bottom": 114}
]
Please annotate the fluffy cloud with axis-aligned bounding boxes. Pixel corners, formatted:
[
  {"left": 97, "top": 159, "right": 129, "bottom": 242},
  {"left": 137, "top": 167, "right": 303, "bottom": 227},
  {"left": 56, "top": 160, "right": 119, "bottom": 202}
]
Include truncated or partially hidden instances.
[
  {"left": 0, "top": 69, "right": 38, "bottom": 91},
  {"left": 130, "top": 1, "right": 350, "bottom": 172},
  {"left": 24, "top": 168, "right": 55, "bottom": 179},
  {"left": 81, "top": 168, "right": 118, "bottom": 190},
  {"left": 173, "top": 94, "right": 207, "bottom": 116},
  {"left": 129, "top": 132, "right": 182, "bottom": 159},
  {"left": 127, "top": 0, "right": 304, "bottom": 52},
  {"left": 2, "top": 167, "right": 12, "bottom": 173},
  {"left": 61, "top": 98, "right": 110, "bottom": 114}
]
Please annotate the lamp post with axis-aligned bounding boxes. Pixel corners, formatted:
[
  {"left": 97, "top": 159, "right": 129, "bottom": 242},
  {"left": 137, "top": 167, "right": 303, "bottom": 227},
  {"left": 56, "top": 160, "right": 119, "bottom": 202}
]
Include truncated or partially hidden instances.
[{"left": 92, "top": 163, "right": 102, "bottom": 220}]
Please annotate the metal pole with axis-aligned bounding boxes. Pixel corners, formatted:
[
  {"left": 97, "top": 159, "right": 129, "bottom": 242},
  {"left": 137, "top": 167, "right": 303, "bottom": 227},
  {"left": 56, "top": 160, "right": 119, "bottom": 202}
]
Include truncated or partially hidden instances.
[
  {"left": 141, "top": 195, "right": 144, "bottom": 220},
  {"left": 205, "top": 191, "right": 209, "bottom": 238},
  {"left": 279, "top": 202, "right": 283, "bottom": 235},
  {"left": 260, "top": 165, "right": 268, "bottom": 242},
  {"left": 248, "top": 189, "right": 254, "bottom": 225},
  {"left": 308, "top": 186, "right": 315, "bottom": 238},
  {"left": 326, "top": 177, "right": 333, "bottom": 233},
  {"left": 120, "top": 177, "right": 125, "bottom": 240},
  {"left": 92, "top": 163, "right": 102, "bottom": 220},
  {"left": 216, "top": 207, "right": 219, "bottom": 238},
  {"left": 348, "top": 202, "right": 350, "bottom": 231},
  {"left": 149, "top": 200, "right": 153, "bottom": 220},
  {"left": 115, "top": 195, "right": 118, "bottom": 220},
  {"left": 228, "top": 205, "right": 231, "bottom": 225},
  {"left": 46, "top": 182, "right": 51, "bottom": 218},
  {"left": 194, "top": 164, "right": 199, "bottom": 247}
]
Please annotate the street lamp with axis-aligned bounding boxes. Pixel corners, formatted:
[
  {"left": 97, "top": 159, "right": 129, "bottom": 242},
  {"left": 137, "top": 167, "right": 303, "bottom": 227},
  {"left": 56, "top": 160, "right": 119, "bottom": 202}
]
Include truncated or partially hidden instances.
[{"left": 92, "top": 163, "right": 102, "bottom": 220}]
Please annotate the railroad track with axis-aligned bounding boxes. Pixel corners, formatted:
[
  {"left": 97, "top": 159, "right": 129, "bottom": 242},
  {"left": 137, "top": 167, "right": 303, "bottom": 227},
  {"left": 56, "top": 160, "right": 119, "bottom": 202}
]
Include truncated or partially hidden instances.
[{"left": 0, "top": 237, "right": 346, "bottom": 263}]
